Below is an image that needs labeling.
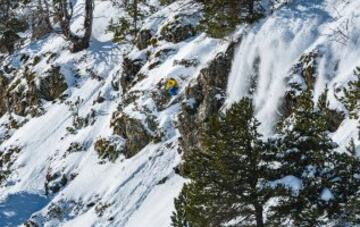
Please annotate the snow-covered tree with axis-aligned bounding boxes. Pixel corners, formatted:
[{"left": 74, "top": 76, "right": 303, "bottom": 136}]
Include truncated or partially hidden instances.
[
  {"left": 339, "top": 67, "right": 360, "bottom": 120},
  {"left": 172, "top": 97, "right": 274, "bottom": 227},
  {"left": 197, "top": 0, "right": 263, "bottom": 38},
  {"left": 271, "top": 89, "right": 360, "bottom": 226}
]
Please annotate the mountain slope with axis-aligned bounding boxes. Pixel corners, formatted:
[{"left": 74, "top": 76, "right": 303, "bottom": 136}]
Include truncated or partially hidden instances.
[{"left": 0, "top": 0, "right": 358, "bottom": 226}]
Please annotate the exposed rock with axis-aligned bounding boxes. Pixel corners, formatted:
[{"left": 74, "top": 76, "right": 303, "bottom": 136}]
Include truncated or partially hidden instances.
[
  {"left": 177, "top": 42, "right": 236, "bottom": 154},
  {"left": 120, "top": 56, "right": 146, "bottom": 92},
  {"left": 151, "top": 78, "right": 172, "bottom": 110},
  {"left": 111, "top": 112, "right": 153, "bottom": 158},
  {"left": 280, "top": 83, "right": 303, "bottom": 120},
  {"left": 44, "top": 171, "right": 68, "bottom": 195},
  {"left": 0, "top": 146, "right": 21, "bottom": 185},
  {"left": 160, "top": 18, "right": 196, "bottom": 43},
  {"left": 280, "top": 51, "right": 323, "bottom": 120},
  {"left": 39, "top": 66, "right": 68, "bottom": 101},
  {"left": 148, "top": 48, "right": 177, "bottom": 70},
  {"left": 173, "top": 58, "right": 199, "bottom": 68},
  {"left": 7, "top": 78, "right": 41, "bottom": 117},
  {"left": 292, "top": 51, "right": 319, "bottom": 90},
  {"left": 135, "top": 29, "right": 153, "bottom": 50},
  {"left": 31, "top": 11, "right": 52, "bottom": 40},
  {"left": 2, "top": 65, "right": 66, "bottom": 117},
  {"left": 0, "top": 75, "right": 9, "bottom": 116},
  {"left": 24, "top": 220, "right": 39, "bottom": 227},
  {"left": 66, "top": 142, "right": 83, "bottom": 153},
  {"left": 0, "top": 30, "right": 21, "bottom": 54},
  {"left": 94, "top": 136, "right": 125, "bottom": 162},
  {"left": 93, "top": 92, "right": 105, "bottom": 104}
]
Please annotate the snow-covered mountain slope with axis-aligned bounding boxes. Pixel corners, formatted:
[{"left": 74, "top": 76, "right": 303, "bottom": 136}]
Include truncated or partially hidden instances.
[
  {"left": 227, "top": 0, "right": 360, "bottom": 143},
  {"left": 0, "top": 0, "right": 358, "bottom": 226}
]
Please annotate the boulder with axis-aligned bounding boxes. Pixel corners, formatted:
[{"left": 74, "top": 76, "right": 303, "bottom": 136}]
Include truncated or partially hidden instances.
[
  {"left": 0, "top": 30, "right": 21, "bottom": 54},
  {"left": 39, "top": 66, "right": 68, "bottom": 101},
  {"left": 135, "top": 29, "right": 153, "bottom": 50},
  {"left": 120, "top": 56, "right": 146, "bottom": 92},
  {"left": 94, "top": 136, "right": 125, "bottom": 162},
  {"left": 160, "top": 19, "right": 196, "bottom": 43},
  {"left": 111, "top": 112, "right": 152, "bottom": 158}
]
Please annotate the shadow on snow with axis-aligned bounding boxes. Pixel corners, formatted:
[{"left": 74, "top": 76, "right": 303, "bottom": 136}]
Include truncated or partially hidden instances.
[{"left": 0, "top": 192, "right": 49, "bottom": 227}]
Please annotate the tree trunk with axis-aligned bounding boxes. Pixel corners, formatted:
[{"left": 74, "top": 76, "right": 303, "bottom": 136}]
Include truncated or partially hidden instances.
[
  {"left": 255, "top": 204, "right": 264, "bottom": 227},
  {"left": 70, "top": 0, "right": 93, "bottom": 52},
  {"left": 133, "top": 0, "right": 138, "bottom": 37},
  {"left": 54, "top": 0, "right": 93, "bottom": 53}
]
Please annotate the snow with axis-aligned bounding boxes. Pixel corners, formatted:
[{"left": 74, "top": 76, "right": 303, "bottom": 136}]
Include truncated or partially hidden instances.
[
  {"left": 320, "top": 188, "right": 334, "bottom": 201},
  {"left": 226, "top": 0, "right": 360, "bottom": 140},
  {"left": 0, "top": 0, "right": 359, "bottom": 226},
  {"left": 0, "top": 192, "right": 49, "bottom": 227},
  {"left": 0, "top": 0, "right": 226, "bottom": 225},
  {"left": 270, "top": 175, "right": 302, "bottom": 194}
]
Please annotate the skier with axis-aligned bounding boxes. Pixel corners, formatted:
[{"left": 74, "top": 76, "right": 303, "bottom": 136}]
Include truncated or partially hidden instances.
[{"left": 166, "top": 77, "right": 178, "bottom": 96}]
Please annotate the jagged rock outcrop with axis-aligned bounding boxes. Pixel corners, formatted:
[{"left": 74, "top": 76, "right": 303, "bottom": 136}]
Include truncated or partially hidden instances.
[
  {"left": 135, "top": 29, "right": 153, "bottom": 50},
  {"left": 0, "top": 17, "right": 27, "bottom": 53},
  {"left": 111, "top": 112, "right": 153, "bottom": 158},
  {"left": 7, "top": 77, "right": 40, "bottom": 117},
  {"left": 148, "top": 48, "right": 177, "bottom": 70},
  {"left": 177, "top": 42, "right": 236, "bottom": 153},
  {"left": 94, "top": 136, "right": 125, "bottom": 162},
  {"left": 44, "top": 171, "right": 68, "bottom": 195},
  {"left": 2, "top": 65, "right": 67, "bottom": 117},
  {"left": 39, "top": 66, "right": 68, "bottom": 101},
  {"left": 0, "top": 146, "right": 21, "bottom": 185},
  {"left": 0, "top": 75, "right": 9, "bottom": 116},
  {"left": 0, "top": 30, "right": 21, "bottom": 54},
  {"left": 120, "top": 56, "right": 147, "bottom": 92},
  {"left": 151, "top": 78, "right": 173, "bottom": 111},
  {"left": 160, "top": 18, "right": 196, "bottom": 43}
]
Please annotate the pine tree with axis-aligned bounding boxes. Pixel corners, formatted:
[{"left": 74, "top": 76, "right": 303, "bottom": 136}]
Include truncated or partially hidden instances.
[
  {"left": 107, "top": 0, "right": 146, "bottom": 43},
  {"left": 317, "top": 87, "right": 345, "bottom": 132},
  {"left": 270, "top": 89, "right": 338, "bottom": 226},
  {"left": 271, "top": 89, "right": 360, "bottom": 226},
  {"left": 329, "top": 139, "right": 360, "bottom": 225},
  {"left": 198, "top": 0, "right": 263, "bottom": 38},
  {"left": 339, "top": 67, "right": 360, "bottom": 120},
  {"left": 172, "top": 97, "right": 274, "bottom": 227}
]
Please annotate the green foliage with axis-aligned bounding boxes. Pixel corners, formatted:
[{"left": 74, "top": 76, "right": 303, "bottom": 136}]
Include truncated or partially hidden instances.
[
  {"left": 270, "top": 89, "right": 360, "bottom": 226},
  {"left": 174, "top": 89, "right": 360, "bottom": 226},
  {"left": 108, "top": 0, "right": 146, "bottom": 43},
  {"left": 339, "top": 67, "right": 360, "bottom": 119},
  {"left": 317, "top": 87, "right": 344, "bottom": 132},
  {"left": 172, "top": 97, "right": 275, "bottom": 227},
  {"left": 329, "top": 139, "right": 360, "bottom": 225},
  {"left": 94, "top": 136, "right": 124, "bottom": 162},
  {"left": 198, "top": 0, "right": 263, "bottom": 38},
  {"left": 159, "top": 0, "right": 177, "bottom": 6},
  {"left": 107, "top": 17, "right": 131, "bottom": 43}
]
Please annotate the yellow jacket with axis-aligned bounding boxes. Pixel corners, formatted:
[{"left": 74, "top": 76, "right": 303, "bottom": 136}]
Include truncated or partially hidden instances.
[{"left": 166, "top": 78, "right": 177, "bottom": 90}]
